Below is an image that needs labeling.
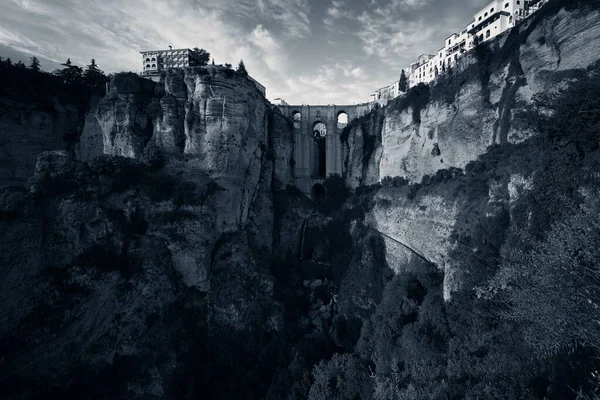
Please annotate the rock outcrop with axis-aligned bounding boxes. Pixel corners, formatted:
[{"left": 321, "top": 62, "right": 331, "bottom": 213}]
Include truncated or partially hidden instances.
[{"left": 343, "top": 5, "right": 600, "bottom": 186}]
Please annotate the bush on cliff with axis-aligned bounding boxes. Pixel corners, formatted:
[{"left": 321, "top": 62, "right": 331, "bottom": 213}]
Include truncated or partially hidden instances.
[{"left": 317, "top": 175, "right": 349, "bottom": 214}]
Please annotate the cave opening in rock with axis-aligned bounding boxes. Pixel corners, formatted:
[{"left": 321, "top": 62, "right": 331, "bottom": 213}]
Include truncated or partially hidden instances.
[{"left": 312, "top": 122, "right": 327, "bottom": 178}]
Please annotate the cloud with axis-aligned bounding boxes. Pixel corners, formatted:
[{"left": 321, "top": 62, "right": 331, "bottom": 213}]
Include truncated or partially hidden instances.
[
  {"left": 324, "top": 0, "right": 355, "bottom": 29},
  {"left": 355, "top": 0, "right": 486, "bottom": 66},
  {"left": 0, "top": 0, "right": 492, "bottom": 104},
  {"left": 277, "top": 63, "right": 375, "bottom": 105}
]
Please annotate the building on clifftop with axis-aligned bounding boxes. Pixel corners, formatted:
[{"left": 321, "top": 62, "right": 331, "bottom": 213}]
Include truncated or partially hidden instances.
[
  {"left": 139, "top": 47, "right": 266, "bottom": 97},
  {"left": 140, "top": 47, "right": 207, "bottom": 81}
]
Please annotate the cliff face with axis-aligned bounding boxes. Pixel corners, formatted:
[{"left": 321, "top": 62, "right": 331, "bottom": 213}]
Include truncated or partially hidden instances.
[
  {"left": 96, "top": 68, "right": 294, "bottom": 231},
  {"left": 0, "top": 98, "right": 81, "bottom": 189},
  {"left": 0, "top": 67, "right": 299, "bottom": 399},
  {"left": 343, "top": 6, "right": 600, "bottom": 186}
]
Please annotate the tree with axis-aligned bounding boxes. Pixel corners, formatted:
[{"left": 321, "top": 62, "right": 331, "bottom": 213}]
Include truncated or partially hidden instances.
[
  {"left": 5, "top": 58, "right": 12, "bottom": 67},
  {"left": 56, "top": 58, "right": 83, "bottom": 86},
  {"left": 192, "top": 47, "right": 210, "bottom": 66},
  {"left": 237, "top": 60, "right": 248, "bottom": 76},
  {"left": 399, "top": 69, "right": 408, "bottom": 92},
  {"left": 29, "top": 56, "right": 41, "bottom": 72},
  {"left": 15, "top": 60, "right": 26, "bottom": 69},
  {"left": 83, "top": 59, "right": 107, "bottom": 92},
  {"left": 224, "top": 63, "right": 232, "bottom": 69}
]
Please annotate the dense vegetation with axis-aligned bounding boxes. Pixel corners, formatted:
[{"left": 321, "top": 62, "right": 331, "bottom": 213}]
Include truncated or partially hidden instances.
[
  {"left": 293, "top": 57, "right": 600, "bottom": 400},
  {"left": 0, "top": 56, "right": 108, "bottom": 114}
]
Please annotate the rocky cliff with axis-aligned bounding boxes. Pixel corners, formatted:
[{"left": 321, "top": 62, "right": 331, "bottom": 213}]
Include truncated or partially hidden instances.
[
  {"left": 342, "top": 4, "right": 600, "bottom": 187},
  {"left": 0, "top": 97, "right": 81, "bottom": 189},
  {"left": 2, "top": 1, "right": 600, "bottom": 399}
]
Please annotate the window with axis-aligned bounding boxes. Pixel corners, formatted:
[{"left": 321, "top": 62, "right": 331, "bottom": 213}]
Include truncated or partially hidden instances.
[
  {"left": 484, "top": 12, "right": 488, "bottom": 17},
  {"left": 517, "top": 1, "right": 520, "bottom": 4},
  {"left": 505, "top": 2, "right": 509, "bottom": 7},
  {"left": 478, "top": 16, "right": 482, "bottom": 21},
  {"left": 486, "top": 30, "right": 491, "bottom": 38},
  {"left": 491, "top": 8, "right": 494, "bottom": 12},
  {"left": 448, "top": 39, "right": 451, "bottom": 45},
  {"left": 151, "top": 57, "right": 156, "bottom": 61},
  {"left": 146, "top": 64, "right": 150, "bottom": 68},
  {"left": 509, "top": 16, "right": 513, "bottom": 23},
  {"left": 146, "top": 58, "right": 150, "bottom": 62},
  {"left": 152, "top": 64, "right": 156, "bottom": 68}
]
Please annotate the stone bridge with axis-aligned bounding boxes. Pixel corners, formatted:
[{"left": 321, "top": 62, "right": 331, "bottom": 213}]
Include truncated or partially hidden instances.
[{"left": 276, "top": 103, "right": 375, "bottom": 196}]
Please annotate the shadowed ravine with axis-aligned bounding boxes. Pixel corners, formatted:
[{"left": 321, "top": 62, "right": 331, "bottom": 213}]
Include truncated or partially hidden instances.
[{"left": 1, "top": 0, "right": 600, "bottom": 399}]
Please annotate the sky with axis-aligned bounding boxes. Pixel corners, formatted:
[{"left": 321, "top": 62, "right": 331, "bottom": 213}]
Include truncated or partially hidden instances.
[{"left": 0, "top": 0, "right": 492, "bottom": 105}]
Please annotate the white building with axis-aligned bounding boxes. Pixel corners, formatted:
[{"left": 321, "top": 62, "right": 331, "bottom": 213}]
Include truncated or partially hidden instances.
[
  {"left": 466, "top": 0, "right": 526, "bottom": 44},
  {"left": 272, "top": 98, "right": 288, "bottom": 106},
  {"left": 409, "top": 54, "right": 436, "bottom": 87},
  {"left": 140, "top": 48, "right": 207, "bottom": 78},
  {"left": 366, "top": 0, "right": 548, "bottom": 103},
  {"left": 444, "top": 29, "right": 472, "bottom": 67},
  {"left": 140, "top": 47, "right": 266, "bottom": 97}
]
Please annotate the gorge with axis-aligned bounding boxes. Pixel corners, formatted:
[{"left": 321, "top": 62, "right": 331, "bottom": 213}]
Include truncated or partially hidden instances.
[{"left": 1, "top": 0, "right": 600, "bottom": 399}]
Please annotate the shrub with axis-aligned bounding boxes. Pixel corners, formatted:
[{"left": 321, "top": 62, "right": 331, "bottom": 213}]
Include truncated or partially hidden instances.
[
  {"left": 318, "top": 175, "right": 349, "bottom": 214},
  {"left": 485, "top": 197, "right": 600, "bottom": 356},
  {"left": 381, "top": 176, "right": 409, "bottom": 188}
]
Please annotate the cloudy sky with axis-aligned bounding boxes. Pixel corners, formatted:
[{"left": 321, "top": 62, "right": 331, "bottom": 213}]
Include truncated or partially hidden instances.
[{"left": 0, "top": 0, "right": 490, "bottom": 104}]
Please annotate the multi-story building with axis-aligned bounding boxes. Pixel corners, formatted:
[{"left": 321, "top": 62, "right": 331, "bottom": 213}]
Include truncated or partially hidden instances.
[
  {"left": 140, "top": 47, "right": 267, "bottom": 97},
  {"left": 248, "top": 75, "right": 266, "bottom": 97},
  {"left": 467, "top": 0, "right": 526, "bottom": 44},
  {"left": 366, "top": 0, "right": 548, "bottom": 103},
  {"left": 390, "top": 0, "right": 547, "bottom": 97},
  {"left": 140, "top": 47, "right": 207, "bottom": 78},
  {"left": 409, "top": 54, "right": 436, "bottom": 87},
  {"left": 444, "top": 29, "right": 472, "bottom": 67},
  {"left": 272, "top": 98, "right": 288, "bottom": 106}
]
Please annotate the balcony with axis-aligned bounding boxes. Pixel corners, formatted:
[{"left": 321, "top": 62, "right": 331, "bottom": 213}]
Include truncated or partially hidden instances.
[
  {"left": 447, "top": 40, "right": 466, "bottom": 54},
  {"left": 467, "top": 11, "right": 509, "bottom": 35}
]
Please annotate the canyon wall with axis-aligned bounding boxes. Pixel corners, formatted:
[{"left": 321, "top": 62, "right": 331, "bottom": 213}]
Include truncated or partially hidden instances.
[
  {"left": 343, "top": 5, "right": 600, "bottom": 187},
  {"left": 0, "top": 97, "right": 81, "bottom": 189}
]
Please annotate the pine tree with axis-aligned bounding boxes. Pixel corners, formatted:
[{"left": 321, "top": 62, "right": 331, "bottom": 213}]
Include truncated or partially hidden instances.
[
  {"left": 237, "top": 60, "right": 248, "bottom": 76},
  {"left": 399, "top": 69, "right": 408, "bottom": 92},
  {"left": 15, "top": 60, "right": 26, "bottom": 69},
  {"left": 84, "top": 59, "right": 107, "bottom": 92},
  {"left": 5, "top": 58, "right": 12, "bottom": 67},
  {"left": 57, "top": 58, "right": 83, "bottom": 86},
  {"left": 29, "top": 56, "right": 41, "bottom": 72}
]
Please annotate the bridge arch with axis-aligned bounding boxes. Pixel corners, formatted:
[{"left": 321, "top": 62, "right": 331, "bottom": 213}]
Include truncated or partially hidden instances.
[
  {"left": 336, "top": 110, "right": 348, "bottom": 129},
  {"left": 273, "top": 102, "right": 377, "bottom": 195},
  {"left": 312, "top": 121, "right": 327, "bottom": 178}
]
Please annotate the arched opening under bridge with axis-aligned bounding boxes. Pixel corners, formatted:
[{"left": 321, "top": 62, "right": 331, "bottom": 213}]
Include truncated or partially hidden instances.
[
  {"left": 312, "top": 121, "right": 327, "bottom": 178},
  {"left": 337, "top": 111, "right": 348, "bottom": 129}
]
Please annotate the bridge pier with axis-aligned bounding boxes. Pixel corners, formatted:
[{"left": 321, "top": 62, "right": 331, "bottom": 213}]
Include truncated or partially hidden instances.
[{"left": 276, "top": 103, "right": 375, "bottom": 195}]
